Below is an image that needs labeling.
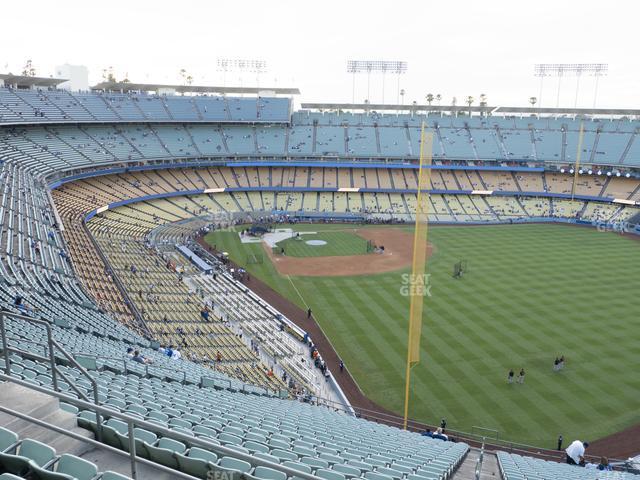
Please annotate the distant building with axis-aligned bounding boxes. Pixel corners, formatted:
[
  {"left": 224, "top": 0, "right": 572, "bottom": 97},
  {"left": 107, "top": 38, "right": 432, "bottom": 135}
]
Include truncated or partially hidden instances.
[{"left": 55, "top": 64, "right": 89, "bottom": 91}]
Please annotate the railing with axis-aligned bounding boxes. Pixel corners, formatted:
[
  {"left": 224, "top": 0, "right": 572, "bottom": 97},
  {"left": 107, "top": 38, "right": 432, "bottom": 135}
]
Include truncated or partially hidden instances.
[
  {"left": 475, "top": 438, "right": 485, "bottom": 480},
  {"left": 81, "top": 220, "right": 150, "bottom": 334},
  {"left": 0, "top": 311, "right": 103, "bottom": 441},
  {"left": 0, "top": 374, "right": 325, "bottom": 480},
  {"left": 0, "top": 313, "right": 633, "bottom": 474}
]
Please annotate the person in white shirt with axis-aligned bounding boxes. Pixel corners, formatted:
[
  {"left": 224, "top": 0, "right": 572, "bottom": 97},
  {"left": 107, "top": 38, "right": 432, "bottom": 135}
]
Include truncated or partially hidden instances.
[
  {"left": 565, "top": 440, "right": 589, "bottom": 466},
  {"left": 171, "top": 348, "right": 182, "bottom": 360}
]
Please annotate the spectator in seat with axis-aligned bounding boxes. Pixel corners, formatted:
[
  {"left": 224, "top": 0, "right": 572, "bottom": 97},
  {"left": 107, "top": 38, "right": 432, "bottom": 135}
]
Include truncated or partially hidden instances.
[
  {"left": 565, "top": 440, "right": 589, "bottom": 466},
  {"left": 132, "top": 350, "right": 150, "bottom": 364},
  {"left": 432, "top": 427, "right": 448, "bottom": 441}
]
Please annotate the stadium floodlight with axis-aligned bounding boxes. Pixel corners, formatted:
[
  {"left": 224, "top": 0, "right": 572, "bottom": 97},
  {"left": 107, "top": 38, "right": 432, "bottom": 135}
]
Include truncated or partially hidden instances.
[
  {"left": 347, "top": 60, "right": 407, "bottom": 104},
  {"left": 534, "top": 63, "right": 608, "bottom": 108},
  {"left": 217, "top": 58, "right": 268, "bottom": 88}
]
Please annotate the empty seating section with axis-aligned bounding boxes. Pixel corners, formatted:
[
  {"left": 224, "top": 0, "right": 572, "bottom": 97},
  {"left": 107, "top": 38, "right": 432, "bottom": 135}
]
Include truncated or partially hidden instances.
[
  {"left": 0, "top": 424, "right": 125, "bottom": 480},
  {"left": 1, "top": 352, "right": 470, "bottom": 479},
  {"left": 48, "top": 167, "right": 640, "bottom": 237},
  {"left": 497, "top": 452, "right": 637, "bottom": 480},
  {"left": 84, "top": 216, "right": 284, "bottom": 391},
  {"left": 0, "top": 87, "right": 290, "bottom": 124}
]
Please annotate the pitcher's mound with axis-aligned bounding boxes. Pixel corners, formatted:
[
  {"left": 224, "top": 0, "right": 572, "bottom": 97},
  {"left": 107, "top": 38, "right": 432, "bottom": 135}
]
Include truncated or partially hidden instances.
[{"left": 264, "top": 228, "right": 433, "bottom": 277}]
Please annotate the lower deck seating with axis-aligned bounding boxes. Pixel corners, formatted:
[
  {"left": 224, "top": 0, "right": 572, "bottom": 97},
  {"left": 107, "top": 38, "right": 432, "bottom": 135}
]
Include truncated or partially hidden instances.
[{"left": 497, "top": 451, "right": 638, "bottom": 480}]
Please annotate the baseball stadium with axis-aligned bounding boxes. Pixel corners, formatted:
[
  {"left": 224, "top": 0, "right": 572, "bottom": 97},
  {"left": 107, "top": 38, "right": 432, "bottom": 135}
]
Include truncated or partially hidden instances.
[{"left": 1, "top": 3, "right": 639, "bottom": 480}]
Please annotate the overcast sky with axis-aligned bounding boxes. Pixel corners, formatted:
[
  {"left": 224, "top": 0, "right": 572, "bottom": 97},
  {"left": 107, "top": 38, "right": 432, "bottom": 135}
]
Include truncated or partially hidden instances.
[{"left": 2, "top": 0, "right": 638, "bottom": 109}]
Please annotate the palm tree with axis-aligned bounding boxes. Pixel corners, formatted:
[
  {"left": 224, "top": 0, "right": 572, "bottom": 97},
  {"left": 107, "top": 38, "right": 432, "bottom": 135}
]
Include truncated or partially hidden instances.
[
  {"left": 466, "top": 95, "right": 474, "bottom": 117},
  {"left": 426, "top": 93, "right": 434, "bottom": 106},
  {"left": 529, "top": 96, "right": 537, "bottom": 107},
  {"left": 22, "top": 59, "right": 36, "bottom": 77},
  {"left": 436, "top": 94, "right": 442, "bottom": 106},
  {"left": 102, "top": 66, "right": 116, "bottom": 83}
]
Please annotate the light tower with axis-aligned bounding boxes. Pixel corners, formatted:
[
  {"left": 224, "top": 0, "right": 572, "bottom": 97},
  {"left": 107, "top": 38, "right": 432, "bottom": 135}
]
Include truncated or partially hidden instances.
[
  {"left": 534, "top": 63, "right": 608, "bottom": 108},
  {"left": 347, "top": 60, "right": 407, "bottom": 104}
]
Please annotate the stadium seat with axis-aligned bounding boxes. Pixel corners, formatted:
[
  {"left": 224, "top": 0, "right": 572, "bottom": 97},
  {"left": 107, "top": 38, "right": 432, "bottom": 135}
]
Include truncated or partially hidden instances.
[
  {"left": 31, "top": 453, "right": 98, "bottom": 480},
  {"left": 145, "top": 437, "right": 186, "bottom": 468},
  {"left": 0, "top": 439, "right": 56, "bottom": 476},
  {"left": 0, "top": 427, "right": 19, "bottom": 453},
  {"left": 252, "top": 466, "right": 287, "bottom": 480},
  {"left": 175, "top": 447, "right": 218, "bottom": 478}
]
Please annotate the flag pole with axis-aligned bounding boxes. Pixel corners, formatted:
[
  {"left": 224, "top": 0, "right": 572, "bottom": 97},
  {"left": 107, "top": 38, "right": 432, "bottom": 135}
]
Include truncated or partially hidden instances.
[{"left": 403, "top": 122, "right": 433, "bottom": 429}]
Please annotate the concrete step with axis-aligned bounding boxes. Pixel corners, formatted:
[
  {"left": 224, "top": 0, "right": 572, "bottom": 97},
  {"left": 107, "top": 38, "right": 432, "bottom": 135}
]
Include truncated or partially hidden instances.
[
  {"left": 0, "top": 383, "right": 94, "bottom": 457},
  {"left": 451, "top": 449, "right": 501, "bottom": 480},
  {"left": 452, "top": 449, "right": 479, "bottom": 479},
  {"left": 0, "top": 384, "right": 60, "bottom": 430},
  {"left": 479, "top": 451, "right": 500, "bottom": 480}
]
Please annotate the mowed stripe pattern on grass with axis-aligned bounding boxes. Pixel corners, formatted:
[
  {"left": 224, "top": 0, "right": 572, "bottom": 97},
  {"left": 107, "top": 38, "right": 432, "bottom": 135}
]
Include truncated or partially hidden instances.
[
  {"left": 276, "top": 231, "right": 369, "bottom": 257},
  {"left": 205, "top": 224, "right": 640, "bottom": 446}
]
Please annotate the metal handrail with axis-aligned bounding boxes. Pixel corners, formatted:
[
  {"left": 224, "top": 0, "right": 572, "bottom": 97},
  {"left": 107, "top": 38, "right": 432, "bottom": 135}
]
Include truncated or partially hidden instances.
[
  {"left": 0, "top": 374, "right": 326, "bottom": 480},
  {"left": 475, "top": 438, "right": 485, "bottom": 480},
  {"left": 1, "top": 314, "right": 628, "bottom": 466},
  {"left": 0, "top": 311, "right": 103, "bottom": 440},
  {"left": 0, "top": 402, "right": 200, "bottom": 480}
]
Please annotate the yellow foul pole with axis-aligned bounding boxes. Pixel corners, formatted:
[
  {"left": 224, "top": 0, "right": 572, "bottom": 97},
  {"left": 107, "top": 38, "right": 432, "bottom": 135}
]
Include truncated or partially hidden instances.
[
  {"left": 403, "top": 123, "right": 433, "bottom": 430},
  {"left": 571, "top": 122, "right": 585, "bottom": 201}
]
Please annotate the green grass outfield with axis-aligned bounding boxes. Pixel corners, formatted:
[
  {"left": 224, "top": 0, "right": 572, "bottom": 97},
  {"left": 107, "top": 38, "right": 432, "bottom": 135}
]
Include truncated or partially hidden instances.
[
  {"left": 204, "top": 223, "right": 640, "bottom": 446},
  {"left": 275, "top": 230, "right": 369, "bottom": 257}
]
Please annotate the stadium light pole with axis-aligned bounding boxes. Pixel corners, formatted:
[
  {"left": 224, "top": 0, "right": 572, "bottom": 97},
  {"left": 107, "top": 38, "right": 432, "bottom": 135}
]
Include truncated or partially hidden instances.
[
  {"left": 217, "top": 58, "right": 268, "bottom": 91},
  {"left": 347, "top": 60, "right": 407, "bottom": 104},
  {"left": 534, "top": 64, "right": 608, "bottom": 108},
  {"left": 592, "top": 64, "right": 608, "bottom": 108}
]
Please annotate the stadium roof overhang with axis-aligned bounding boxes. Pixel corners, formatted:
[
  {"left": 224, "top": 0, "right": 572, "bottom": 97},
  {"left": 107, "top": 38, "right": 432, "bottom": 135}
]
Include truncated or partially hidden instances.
[
  {"left": 0, "top": 74, "right": 68, "bottom": 88},
  {"left": 300, "top": 102, "right": 640, "bottom": 117},
  {"left": 91, "top": 82, "right": 300, "bottom": 95}
]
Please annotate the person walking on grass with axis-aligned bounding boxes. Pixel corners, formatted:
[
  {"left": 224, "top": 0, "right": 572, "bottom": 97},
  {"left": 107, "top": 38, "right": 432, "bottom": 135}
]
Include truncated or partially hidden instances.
[
  {"left": 507, "top": 369, "right": 514, "bottom": 384},
  {"left": 517, "top": 368, "right": 525, "bottom": 384}
]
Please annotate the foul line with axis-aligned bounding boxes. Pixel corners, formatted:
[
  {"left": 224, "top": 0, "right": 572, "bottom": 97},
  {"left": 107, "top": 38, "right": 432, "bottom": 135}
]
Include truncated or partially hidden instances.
[{"left": 287, "top": 275, "right": 309, "bottom": 310}]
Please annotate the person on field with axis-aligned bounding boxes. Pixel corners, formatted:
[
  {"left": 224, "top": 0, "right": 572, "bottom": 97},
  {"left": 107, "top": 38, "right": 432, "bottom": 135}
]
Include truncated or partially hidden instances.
[
  {"left": 554, "top": 357, "right": 560, "bottom": 371},
  {"left": 565, "top": 440, "right": 589, "bottom": 466},
  {"left": 517, "top": 368, "right": 525, "bottom": 384},
  {"left": 507, "top": 369, "right": 514, "bottom": 384}
]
